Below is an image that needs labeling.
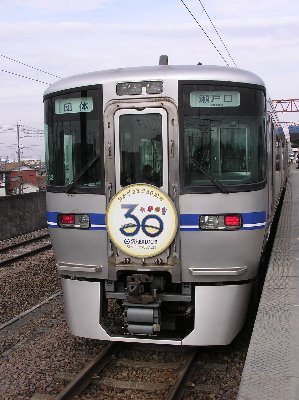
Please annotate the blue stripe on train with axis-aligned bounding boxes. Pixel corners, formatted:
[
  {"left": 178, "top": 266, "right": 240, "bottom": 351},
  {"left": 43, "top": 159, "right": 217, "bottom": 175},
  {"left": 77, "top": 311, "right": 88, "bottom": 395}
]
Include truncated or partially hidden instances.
[
  {"left": 180, "top": 211, "right": 267, "bottom": 231},
  {"left": 47, "top": 211, "right": 267, "bottom": 231}
]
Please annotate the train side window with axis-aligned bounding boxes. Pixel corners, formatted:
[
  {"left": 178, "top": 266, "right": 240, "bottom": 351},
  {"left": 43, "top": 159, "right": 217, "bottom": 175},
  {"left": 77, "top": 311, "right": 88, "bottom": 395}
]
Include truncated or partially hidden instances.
[{"left": 275, "top": 138, "right": 281, "bottom": 171}]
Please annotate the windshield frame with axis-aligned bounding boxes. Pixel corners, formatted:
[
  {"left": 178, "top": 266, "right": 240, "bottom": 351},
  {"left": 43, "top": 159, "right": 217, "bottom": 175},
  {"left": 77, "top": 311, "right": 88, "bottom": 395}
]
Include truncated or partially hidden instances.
[
  {"left": 43, "top": 84, "right": 104, "bottom": 194},
  {"left": 114, "top": 107, "right": 168, "bottom": 193},
  {"left": 179, "top": 80, "right": 267, "bottom": 194}
]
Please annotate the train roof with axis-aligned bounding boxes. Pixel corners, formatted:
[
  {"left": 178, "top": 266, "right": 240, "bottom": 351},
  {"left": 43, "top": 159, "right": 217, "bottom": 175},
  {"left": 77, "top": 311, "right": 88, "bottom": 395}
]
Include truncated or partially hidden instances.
[{"left": 44, "top": 64, "right": 266, "bottom": 97}]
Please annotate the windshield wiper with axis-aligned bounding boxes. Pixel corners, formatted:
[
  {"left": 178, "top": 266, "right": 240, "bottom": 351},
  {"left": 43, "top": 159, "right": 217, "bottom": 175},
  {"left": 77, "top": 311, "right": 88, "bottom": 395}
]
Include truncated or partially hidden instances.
[
  {"left": 65, "top": 155, "right": 99, "bottom": 194},
  {"left": 190, "top": 158, "right": 229, "bottom": 194}
]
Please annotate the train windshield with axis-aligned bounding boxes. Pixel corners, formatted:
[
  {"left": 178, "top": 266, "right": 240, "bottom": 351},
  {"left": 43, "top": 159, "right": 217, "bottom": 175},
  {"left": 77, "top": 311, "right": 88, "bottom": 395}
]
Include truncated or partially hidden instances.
[
  {"left": 44, "top": 87, "right": 103, "bottom": 193},
  {"left": 180, "top": 83, "right": 266, "bottom": 193}
]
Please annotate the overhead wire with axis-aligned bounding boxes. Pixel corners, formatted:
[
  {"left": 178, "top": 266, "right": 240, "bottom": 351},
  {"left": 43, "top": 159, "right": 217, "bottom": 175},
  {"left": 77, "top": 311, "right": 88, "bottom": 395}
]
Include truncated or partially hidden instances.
[
  {"left": 19, "top": 124, "right": 44, "bottom": 135},
  {"left": 0, "top": 53, "right": 62, "bottom": 79},
  {"left": 0, "top": 68, "right": 50, "bottom": 85},
  {"left": 196, "top": 0, "right": 237, "bottom": 67},
  {"left": 179, "top": 0, "right": 230, "bottom": 66},
  {"left": 179, "top": 2, "right": 286, "bottom": 130}
]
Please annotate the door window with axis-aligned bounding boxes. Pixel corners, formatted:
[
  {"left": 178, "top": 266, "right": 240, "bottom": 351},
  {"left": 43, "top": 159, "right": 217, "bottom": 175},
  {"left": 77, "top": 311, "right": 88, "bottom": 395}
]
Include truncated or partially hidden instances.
[{"left": 115, "top": 109, "right": 168, "bottom": 192}]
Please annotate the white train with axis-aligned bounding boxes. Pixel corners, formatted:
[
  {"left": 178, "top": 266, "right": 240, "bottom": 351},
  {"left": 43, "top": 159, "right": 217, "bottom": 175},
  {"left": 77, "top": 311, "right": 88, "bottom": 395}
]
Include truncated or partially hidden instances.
[{"left": 44, "top": 57, "right": 288, "bottom": 345}]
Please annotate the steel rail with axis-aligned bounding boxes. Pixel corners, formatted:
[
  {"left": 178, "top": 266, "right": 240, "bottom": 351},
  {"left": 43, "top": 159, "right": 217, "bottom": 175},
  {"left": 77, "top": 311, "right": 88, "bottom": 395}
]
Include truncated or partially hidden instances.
[
  {"left": 166, "top": 349, "right": 198, "bottom": 400},
  {"left": 0, "top": 291, "right": 62, "bottom": 331},
  {"left": 55, "top": 342, "right": 123, "bottom": 400},
  {"left": 0, "top": 233, "right": 49, "bottom": 252},
  {"left": 0, "top": 232, "right": 50, "bottom": 252},
  {"left": 0, "top": 243, "right": 52, "bottom": 267}
]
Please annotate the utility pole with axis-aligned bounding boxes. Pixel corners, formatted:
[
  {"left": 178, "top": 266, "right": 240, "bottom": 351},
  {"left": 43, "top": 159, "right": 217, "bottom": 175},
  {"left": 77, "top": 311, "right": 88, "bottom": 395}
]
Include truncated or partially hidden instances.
[
  {"left": 16, "top": 122, "right": 22, "bottom": 194},
  {"left": 4, "top": 156, "right": 8, "bottom": 196}
]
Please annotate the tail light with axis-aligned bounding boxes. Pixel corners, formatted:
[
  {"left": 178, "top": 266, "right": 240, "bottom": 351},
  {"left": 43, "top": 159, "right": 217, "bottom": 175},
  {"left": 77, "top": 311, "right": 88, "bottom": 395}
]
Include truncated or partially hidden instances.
[
  {"left": 224, "top": 215, "right": 241, "bottom": 228},
  {"left": 60, "top": 214, "right": 75, "bottom": 225}
]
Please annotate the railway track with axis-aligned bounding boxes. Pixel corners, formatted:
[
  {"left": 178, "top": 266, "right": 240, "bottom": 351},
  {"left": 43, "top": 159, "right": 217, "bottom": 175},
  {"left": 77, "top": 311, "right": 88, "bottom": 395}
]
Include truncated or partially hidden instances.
[
  {"left": 0, "top": 232, "right": 52, "bottom": 267},
  {"left": 0, "top": 292, "right": 63, "bottom": 359},
  {"left": 54, "top": 343, "right": 199, "bottom": 400},
  {"left": 0, "top": 291, "right": 62, "bottom": 332}
]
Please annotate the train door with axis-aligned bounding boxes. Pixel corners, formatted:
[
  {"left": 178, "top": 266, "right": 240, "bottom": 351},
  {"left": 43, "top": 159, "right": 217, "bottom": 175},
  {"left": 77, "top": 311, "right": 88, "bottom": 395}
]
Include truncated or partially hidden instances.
[{"left": 104, "top": 100, "right": 180, "bottom": 278}]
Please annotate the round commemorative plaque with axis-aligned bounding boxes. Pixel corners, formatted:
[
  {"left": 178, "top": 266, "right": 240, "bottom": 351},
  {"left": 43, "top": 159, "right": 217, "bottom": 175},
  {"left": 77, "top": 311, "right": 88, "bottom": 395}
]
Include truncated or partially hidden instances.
[{"left": 106, "top": 183, "right": 178, "bottom": 258}]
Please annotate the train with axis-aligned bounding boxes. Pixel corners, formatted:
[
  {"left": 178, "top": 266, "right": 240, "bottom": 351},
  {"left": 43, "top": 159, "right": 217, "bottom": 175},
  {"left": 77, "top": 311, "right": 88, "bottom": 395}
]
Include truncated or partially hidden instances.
[{"left": 44, "top": 56, "right": 288, "bottom": 346}]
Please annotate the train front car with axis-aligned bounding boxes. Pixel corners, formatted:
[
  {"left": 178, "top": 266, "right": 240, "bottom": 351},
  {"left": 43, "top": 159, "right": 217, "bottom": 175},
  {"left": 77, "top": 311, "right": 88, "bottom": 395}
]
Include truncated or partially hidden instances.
[{"left": 44, "top": 64, "right": 269, "bottom": 346}]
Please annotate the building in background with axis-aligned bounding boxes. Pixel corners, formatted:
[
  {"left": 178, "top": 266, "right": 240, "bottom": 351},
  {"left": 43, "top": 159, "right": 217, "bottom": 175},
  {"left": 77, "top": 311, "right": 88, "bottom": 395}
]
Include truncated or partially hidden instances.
[{"left": 0, "top": 161, "right": 46, "bottom": 196}]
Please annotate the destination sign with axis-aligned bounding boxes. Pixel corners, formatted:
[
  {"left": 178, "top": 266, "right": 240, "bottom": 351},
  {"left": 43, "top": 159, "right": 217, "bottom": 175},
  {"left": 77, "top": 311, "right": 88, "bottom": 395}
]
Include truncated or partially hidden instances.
[
  {"left": 55, "top": 98, "right": 94, "bottom": 114},
  {"left": 190, "top": 91, "right": 240, "bottom": 108}
]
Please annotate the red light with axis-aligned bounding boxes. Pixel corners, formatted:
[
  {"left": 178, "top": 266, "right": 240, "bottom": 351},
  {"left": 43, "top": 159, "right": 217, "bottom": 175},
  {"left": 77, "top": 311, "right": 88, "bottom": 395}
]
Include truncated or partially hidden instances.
[
  {"left": 60, "top": 214, "right": 75, "bottom": 225},
  {"left": 224, "top": 215, "right": 241, "bottom": 227}
]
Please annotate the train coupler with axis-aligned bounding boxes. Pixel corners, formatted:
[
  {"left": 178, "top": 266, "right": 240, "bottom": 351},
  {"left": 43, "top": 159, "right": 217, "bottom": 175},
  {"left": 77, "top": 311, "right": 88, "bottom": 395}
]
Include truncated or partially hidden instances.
[
  {"left": 125, "top": 273, "right": 165, "bottom": 304},
  {"left": 123, "top": 301, "right": 161, "bottom": 335}
]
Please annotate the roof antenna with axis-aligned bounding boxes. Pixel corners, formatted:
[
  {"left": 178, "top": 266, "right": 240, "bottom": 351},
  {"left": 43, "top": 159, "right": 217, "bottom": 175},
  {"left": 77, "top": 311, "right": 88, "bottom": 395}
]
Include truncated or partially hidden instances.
[{"left": 159, "top": 55, "right": 168, "bottom": 65}]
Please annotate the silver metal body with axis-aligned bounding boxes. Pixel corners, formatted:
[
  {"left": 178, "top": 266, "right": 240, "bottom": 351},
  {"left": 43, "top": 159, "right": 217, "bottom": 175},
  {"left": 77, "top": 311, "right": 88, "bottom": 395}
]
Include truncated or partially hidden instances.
[{"left": 45, "top": 64, "right": 288, "bottom": 345}]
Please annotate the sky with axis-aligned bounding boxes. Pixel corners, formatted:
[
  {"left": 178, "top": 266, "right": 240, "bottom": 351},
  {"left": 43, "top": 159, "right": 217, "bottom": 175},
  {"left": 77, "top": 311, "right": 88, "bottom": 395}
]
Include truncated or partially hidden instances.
[{"left": 0, "top": 0, "right": 298, "bottom": 160}]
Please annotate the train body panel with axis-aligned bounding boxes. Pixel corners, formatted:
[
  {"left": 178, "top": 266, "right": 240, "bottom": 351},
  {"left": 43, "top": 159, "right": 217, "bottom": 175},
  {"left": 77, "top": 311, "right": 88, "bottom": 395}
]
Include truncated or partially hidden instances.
[
  {"left": 44, "top": 65, "right": 265, "bottom": 102},
  {"left": 44, "top": 61, "right": 288, "bottom": 345},
  {"left": 180, "top": 189, "right": 268, "bottom": 282},
  {"left": 62, "top": 276, "right": 252, "bottom": 346},
  {"left": 47, "top": 192, "right": 107, "bottom": 278},
  {"left": 47, "top": 189, "right": 269, "bottom": 283}
]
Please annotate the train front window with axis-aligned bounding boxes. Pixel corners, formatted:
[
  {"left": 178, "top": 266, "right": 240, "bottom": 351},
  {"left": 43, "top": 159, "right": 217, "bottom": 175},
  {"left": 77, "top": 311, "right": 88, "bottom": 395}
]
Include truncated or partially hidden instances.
[
  {"left": 44, "top": 87, "right": 103, "bottom": 193},
  {"left": 180, "top": 83, "right": 266, "bottom": 193}
]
